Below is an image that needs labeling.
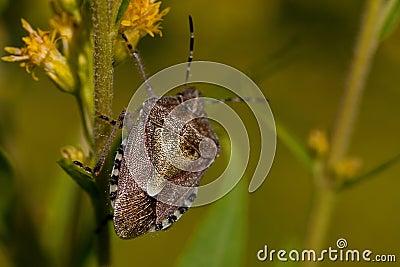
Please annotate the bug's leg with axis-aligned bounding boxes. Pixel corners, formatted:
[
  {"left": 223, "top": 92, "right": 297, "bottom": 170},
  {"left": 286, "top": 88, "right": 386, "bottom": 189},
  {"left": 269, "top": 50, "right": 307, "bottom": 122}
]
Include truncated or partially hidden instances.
[
  {"left": 203, "top": 96, "right": 269, "bottom": 106},
  {"left": 73, "top": 110, "right": 126, "bottom": 175},
  {"left": 97, "top": 113, "right": 124, "bottom": 128},
  {"left": 92, "top": 110, "right": 126, "bottom": 176},
  {"left": 73, "top": 160, "right": 94, "bottom": 174},
  {"left": 223, "top": 96, "right": 269, "bottom": 103},
  {"left": 121, "top": 32, "right": 156, "bottom": 98}
]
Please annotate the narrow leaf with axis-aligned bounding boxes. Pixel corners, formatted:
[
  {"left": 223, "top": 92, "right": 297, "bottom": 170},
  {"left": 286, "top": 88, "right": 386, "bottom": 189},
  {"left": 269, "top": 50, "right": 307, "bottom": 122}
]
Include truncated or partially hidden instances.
[
  {"left": 115, "top": 0, "right": 131, "bottom": 25},
  {"left": 379, "top": 0, "right": 400, "bottom": 39},
  {"left": 175, "top": 180, "right": 248, "bottom": 267},
  {"left": 0, "top": 148, "right": 15, "bottom": 241},
  {"left": 275, "top": 119, "right": 313, "bottom": 171},
  {"left": 337, "top": 153, "right": 400, "bottom": 192},
  {"left": 175, "top": 136, "right": 249, "bottom": 267},
  {"left": 0, "top": 149, "right": 51, "bottom": 266},
  {"left": 57, "top": 158, "right": 98, "bottom": 199}
]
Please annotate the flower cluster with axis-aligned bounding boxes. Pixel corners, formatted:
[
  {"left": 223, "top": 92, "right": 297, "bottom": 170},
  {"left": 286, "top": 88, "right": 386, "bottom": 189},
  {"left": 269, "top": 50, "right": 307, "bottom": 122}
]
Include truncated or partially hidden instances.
[
  {"left": 308, "top": 129, "right": 362, "bottom": 179},
  {"left": 2, "top": 17, "right": 76, "bottom": 92},
  {"left": 120, "top": 0, "right": 170, "bottom": 49},
  {"left": 1, "top": 0, "right": 169, "bottom": 91}
]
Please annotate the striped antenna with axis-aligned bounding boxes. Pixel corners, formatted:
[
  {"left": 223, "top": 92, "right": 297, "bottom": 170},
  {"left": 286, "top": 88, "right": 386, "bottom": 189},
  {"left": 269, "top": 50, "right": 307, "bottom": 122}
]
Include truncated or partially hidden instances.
[
  {"left": 185, "top": 15, "right": 194, "bottom": 87},
  {"left": 121, "top": 33, "right": 156, "bottom": 97}
]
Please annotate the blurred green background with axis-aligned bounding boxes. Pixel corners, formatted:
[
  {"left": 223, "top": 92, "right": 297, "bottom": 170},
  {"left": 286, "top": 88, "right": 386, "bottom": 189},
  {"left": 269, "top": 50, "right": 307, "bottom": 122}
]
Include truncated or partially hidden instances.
[{"left": 0, "top": 0, "right": 399, "bottom": 266}]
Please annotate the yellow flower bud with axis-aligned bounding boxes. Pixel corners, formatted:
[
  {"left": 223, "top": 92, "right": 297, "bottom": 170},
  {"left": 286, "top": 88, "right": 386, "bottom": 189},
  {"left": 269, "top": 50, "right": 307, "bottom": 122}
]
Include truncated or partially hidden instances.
[
  {"left": 308, "top": 129, "right": 329, "bottom": 157},
  {"left": 61, "top": 145, "right": 85, "bottom": 162},
  {"left": 334, "top": 157, "right": 363, "bottom": 178}
]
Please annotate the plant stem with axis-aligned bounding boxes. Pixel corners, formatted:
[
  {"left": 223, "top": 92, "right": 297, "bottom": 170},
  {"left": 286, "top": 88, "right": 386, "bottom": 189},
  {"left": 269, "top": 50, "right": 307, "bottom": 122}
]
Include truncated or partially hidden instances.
[
  {"left": 328, "top": 0, "right": 383, "bottom": 167},
  {"left": 76, "top": 95, "right": 94, "bottom": 149},
  {"left": 305, "top": 183, "right": 335, "bottom": 252},
  {"left": 92, "top": 1, "right": 113, "bottom": 145},
  {"left": 91, "top": 0, "right": 115, "bottom": 265},
  {"left": 303, "top": 1, "right": 385, "bottom": 266}
]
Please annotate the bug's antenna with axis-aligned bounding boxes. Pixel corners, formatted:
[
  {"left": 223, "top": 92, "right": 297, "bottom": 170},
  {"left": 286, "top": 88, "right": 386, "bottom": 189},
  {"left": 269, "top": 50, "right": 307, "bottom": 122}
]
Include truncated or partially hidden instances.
[
  {"left": 121, "top": 32, "right": 156, "bottom": 97},
  {"left": 185, "top": 15, "right": 194, "bottom": 87}
]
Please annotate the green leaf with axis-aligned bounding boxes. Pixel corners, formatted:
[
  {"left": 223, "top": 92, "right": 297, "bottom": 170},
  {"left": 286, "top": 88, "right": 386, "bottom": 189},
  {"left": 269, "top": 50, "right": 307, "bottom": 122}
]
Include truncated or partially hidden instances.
[
  {"left": 0, "top": 148, "right": 15, "bottom": 241},
  {"left": 0, "top": 148, "right": 14, "bottom": 206},
  {"left": 379, "top": 0, "right": 400, "bottom": 40},
  {"left": 275, "top": 119, "right": 313, "bottom": 171},
  {"left": 0, "top": 149, "right": 51, "bottom": 266},
  {"left": 175, "top": 179, "right": 248, "bottom": 267},
  {"left": 337, "top": 153, "right": 400, "bottom": 192},
  {"left": 175, "top": 135, "right": 250, "bottom": 267},
  {"left": 57, "top": 158, "right": 98, "bottom": 199},
  {"left": 115, "top": 0, "right": 131, "bottom": 25}
]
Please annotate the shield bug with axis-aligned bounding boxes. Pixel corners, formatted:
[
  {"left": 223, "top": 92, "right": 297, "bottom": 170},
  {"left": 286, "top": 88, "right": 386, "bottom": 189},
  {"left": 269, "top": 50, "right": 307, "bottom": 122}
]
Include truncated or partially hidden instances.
[{"left": 95, "top": 16, "right": 220, "bottom": 239}]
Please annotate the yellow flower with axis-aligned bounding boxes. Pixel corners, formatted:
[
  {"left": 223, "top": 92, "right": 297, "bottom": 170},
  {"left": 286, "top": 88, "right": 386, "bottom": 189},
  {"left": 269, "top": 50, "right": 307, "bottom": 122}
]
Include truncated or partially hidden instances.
[
  {"left": 334, "top": 157, "right": 362, "bottom": 179},
  {"left": 308, "top": 129, "right": 329, "bottom": 157},
  {"left": 2, "top": 19, "right": 75, "bottom": 92},
  {"left": 120, "top": 0, "right": 170, "bottom": 48},
  {"left": 50, "top": 11, "right": 76, "bottom": 56}
]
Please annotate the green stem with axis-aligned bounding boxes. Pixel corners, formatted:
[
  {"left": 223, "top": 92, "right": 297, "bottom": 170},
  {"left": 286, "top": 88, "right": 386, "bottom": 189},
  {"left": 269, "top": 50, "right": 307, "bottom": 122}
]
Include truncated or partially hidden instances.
[
  {"left": 305, "top": 184, "right": 335, "bottom": 252},
  {"left": 328, "top": 0, "right": 383, "bottom": 167},
  {"left": 91, "top": 0, "right": 115, "bottom": 265},
  {"left": 92, "top": 1, "right": 113, "bottom": 144},
  {"left": 303, "top": 1, "right": 386, "bottom": 266},
  {"left": 76, "top": 95, "right": 94, "bottom": 149}
]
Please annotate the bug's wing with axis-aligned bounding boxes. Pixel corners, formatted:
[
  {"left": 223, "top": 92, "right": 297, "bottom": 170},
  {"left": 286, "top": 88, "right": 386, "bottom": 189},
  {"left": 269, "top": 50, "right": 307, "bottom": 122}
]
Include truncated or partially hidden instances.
[
  {"left": 113, "top": 166, "right": 156, "bottom": 239},
  {"left": 146, "top": 173, "right": 167, "bottom": 197},
  {"left": 153, "top": 170, "right": 206, "bottom": 230},
  {"left": 114, "top": 101, "right": 159, "bottom": 239},
  {"left": 123, "top": 100, "right": 157, "bottom": 191}
]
